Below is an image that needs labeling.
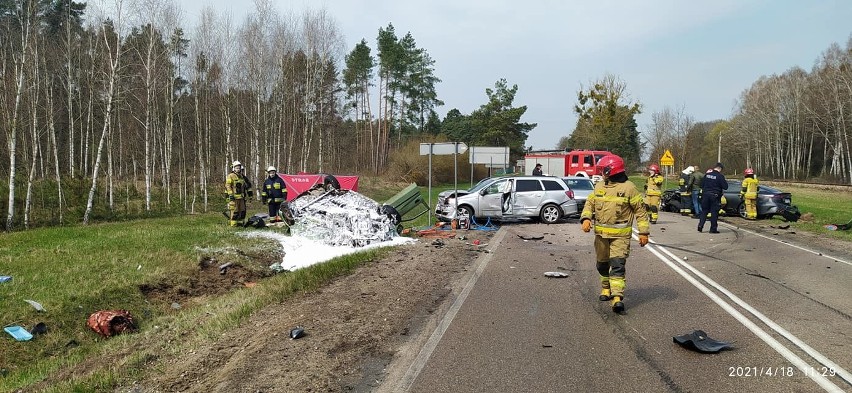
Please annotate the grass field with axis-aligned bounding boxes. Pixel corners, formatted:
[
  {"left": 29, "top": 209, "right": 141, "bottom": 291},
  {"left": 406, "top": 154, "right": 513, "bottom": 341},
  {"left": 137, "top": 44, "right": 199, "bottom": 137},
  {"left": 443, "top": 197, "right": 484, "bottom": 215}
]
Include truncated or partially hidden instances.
[{"left": 0, "top": 212, "right": 390, "bottom": 391}]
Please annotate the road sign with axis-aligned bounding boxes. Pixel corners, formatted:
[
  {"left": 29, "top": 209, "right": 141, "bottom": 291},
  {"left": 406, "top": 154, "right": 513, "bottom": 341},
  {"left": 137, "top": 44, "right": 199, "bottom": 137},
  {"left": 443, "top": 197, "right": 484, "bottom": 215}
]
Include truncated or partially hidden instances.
[
  {"left": 469, "top": 146, "right": 509, "bottom": 164},
  {"left": 419, "top": 142, "right": 468, "bottom": 155},
  {"left": 661, "top": 149, "right": 675, "bottom": 166}
]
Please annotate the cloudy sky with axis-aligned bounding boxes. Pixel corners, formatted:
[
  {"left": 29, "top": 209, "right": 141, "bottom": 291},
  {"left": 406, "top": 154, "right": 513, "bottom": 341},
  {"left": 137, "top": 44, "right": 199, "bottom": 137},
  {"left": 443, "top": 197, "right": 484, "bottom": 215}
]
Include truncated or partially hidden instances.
[{"left": 177, "top": 0, "right": 852, "bottom": 150}]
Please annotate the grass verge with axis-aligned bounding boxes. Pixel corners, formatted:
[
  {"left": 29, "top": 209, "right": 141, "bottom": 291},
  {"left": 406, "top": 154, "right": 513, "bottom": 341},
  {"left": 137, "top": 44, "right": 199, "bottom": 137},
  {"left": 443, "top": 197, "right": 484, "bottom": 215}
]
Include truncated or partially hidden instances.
[{"left": 0, "top": 212, "right": 390, "bottom": 392}]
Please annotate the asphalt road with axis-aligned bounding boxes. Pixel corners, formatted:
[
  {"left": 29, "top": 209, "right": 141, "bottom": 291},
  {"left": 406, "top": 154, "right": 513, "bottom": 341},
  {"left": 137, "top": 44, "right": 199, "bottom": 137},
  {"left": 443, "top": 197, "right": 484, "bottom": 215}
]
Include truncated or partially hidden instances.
[{"left": 384, "top": 213, "right": 852, "bottom": 393}]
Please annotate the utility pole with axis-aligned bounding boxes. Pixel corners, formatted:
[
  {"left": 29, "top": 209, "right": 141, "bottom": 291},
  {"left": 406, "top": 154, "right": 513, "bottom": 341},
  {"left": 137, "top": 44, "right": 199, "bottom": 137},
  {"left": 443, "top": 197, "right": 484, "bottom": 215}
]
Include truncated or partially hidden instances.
[{"left": 717, "top": 131, "right": 722, "bottom": 163}]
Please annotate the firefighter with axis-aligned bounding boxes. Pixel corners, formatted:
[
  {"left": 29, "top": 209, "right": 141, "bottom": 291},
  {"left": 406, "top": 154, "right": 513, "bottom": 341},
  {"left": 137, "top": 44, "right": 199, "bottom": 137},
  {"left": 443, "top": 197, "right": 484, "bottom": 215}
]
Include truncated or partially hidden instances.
[
  {"left": 678, "top": 166, "right": 694, "bottom": 215},
  {"left": 581, "top": 155, "right": 650, "bottom": 313},
  {"left": 261, "top": 166, "right": 287, "bottom": 222},
  {"left": 644, "top": 164, "right": 664, "bottom": 224},
  {"left": 225, "top": 161, "right": 252, "bottom": 226},
  {"left": 740, "top": 168, "right": 759, "bottom": 220}
]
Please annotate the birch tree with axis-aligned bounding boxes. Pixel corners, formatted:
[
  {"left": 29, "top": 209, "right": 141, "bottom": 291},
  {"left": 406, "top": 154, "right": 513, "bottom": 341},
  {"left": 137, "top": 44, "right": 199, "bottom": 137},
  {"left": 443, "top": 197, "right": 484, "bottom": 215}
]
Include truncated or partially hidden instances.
[
  {"left": 3, "top": 0, "right": 37, "bottom": 231},
  {"left": 83, "top": 0, "right": 125, "bottom": 225}
]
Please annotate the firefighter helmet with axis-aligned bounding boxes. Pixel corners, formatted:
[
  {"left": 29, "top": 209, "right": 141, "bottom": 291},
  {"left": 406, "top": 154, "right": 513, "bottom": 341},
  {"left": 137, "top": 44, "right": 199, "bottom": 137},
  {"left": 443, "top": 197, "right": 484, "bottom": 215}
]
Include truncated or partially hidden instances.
[
  {"left": 232, "top": 160, "right": 242, "bottom": 168},
  {"left": 648, "top": 164, "right": 660, "bottom": 174},
  {"left": 598, "top": 155, "right": 625, "bottom": 177},
  {"left": 266, "top": 166, "right": 276, "bottom": 172},
  {"left": 744, "top": 168, "right": 754, "bottom": 175}
]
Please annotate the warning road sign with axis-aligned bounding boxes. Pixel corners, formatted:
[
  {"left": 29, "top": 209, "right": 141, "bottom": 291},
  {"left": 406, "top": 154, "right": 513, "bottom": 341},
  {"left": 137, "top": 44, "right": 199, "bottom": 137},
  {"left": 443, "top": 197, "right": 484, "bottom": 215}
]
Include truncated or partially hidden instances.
[{"left": 661, "top": 150, "right": 675, "bottom": 166}]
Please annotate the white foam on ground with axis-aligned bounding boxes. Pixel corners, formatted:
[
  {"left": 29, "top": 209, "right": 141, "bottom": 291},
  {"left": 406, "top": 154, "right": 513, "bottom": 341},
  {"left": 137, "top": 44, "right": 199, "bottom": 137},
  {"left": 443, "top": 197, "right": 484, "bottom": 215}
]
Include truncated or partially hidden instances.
[{"left": 244, "top": 231, "right": 416, "bottom": 271}]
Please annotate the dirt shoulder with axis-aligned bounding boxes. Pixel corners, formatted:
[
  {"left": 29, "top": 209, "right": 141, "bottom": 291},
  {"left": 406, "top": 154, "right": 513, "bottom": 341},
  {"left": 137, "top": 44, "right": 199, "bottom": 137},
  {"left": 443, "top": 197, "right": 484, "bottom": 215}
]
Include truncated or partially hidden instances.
[{"left": 126, "top": 229, "right": 496, "bottom": 392}]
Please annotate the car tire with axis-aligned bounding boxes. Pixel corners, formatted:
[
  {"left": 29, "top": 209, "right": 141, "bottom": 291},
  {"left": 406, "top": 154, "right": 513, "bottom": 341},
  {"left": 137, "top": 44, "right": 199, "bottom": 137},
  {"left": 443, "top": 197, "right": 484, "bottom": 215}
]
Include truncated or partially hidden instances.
[
  {"left": 539, "top": 203, "right": 562, "bottom": 224},
  {"left": 737, "top": 202, "right": 747, "bottom": 219},
  {"left": 668, "top": 199, "right": 682, "bottom": 213},
  {"left": 380, "top": 204, "right": 402, "bottom": 225},
  {"left": 323, "top": 175, "right": 341, "bottom": 191},
  {"left": 458, "top": 205, "right": 474, "bottom": 222}
]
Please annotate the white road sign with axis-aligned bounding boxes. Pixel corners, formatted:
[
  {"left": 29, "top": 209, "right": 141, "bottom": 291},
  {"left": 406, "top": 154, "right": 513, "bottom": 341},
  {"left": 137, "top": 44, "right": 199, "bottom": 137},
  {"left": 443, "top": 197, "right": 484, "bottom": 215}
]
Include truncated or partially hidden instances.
[{"left": 419, "top": 142, "right": 468, "bottom": 155}]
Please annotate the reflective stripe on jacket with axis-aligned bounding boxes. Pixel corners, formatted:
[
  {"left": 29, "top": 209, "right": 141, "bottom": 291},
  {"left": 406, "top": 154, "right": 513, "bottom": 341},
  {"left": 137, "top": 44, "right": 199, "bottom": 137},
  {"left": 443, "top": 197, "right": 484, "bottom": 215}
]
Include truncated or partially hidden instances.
[
  {"left": 262, "top": 176, "right": 288, "bottom": 202},
  {"left": 581, "top": 180, "right": 650, "bottom": 238},
  {"left": 645, "top": 174, "right": 664, "bottom": 196},
  {"left": 226, "top": 172, "right": 249, "bottom": 199},
  {"left": 741, "top": 177, "right": 759, "bottom": 199}
]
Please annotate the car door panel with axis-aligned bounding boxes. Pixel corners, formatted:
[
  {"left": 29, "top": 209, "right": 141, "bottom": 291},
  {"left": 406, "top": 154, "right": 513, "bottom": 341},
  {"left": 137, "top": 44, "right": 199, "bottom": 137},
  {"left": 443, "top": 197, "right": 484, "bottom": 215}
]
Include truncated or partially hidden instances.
[
  {"left": 481, "top": 180, "right": 505, "bottom": 217},
  {"left": 512, "top": 179, "right": 544, "bottom": 216}
]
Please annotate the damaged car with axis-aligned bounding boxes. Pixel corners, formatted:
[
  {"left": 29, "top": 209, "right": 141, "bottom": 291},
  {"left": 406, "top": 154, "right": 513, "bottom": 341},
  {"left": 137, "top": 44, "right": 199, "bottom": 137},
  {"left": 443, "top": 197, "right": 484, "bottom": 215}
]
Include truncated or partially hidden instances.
[{"left": 435, "top": 176, "right": 578, "bottom": 224}]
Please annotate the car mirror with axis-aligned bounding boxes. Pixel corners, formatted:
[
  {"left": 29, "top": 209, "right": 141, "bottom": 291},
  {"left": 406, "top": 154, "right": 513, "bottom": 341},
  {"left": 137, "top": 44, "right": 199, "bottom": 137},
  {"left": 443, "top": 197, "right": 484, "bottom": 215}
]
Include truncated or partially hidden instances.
[{"left": 480, "top": 189, "right": 487, "bottom": 196}]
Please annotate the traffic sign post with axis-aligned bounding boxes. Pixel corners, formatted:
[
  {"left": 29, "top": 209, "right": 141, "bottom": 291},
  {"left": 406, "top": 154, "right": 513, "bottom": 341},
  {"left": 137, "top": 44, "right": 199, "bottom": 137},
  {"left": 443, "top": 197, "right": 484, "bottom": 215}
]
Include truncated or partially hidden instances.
[
  {"left": 660, "top": 149, "right": 675, "bottom": 191},
  {"left": 420, "top": 142, "right": 469, "bottom": 225}
]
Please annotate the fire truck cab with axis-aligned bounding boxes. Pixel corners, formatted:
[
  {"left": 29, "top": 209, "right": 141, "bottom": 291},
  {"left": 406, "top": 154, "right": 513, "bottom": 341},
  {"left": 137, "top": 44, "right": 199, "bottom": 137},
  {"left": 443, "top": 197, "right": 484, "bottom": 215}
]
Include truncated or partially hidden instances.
[{"left": 525, "top": 149, "right": 613, "bottom": 182}]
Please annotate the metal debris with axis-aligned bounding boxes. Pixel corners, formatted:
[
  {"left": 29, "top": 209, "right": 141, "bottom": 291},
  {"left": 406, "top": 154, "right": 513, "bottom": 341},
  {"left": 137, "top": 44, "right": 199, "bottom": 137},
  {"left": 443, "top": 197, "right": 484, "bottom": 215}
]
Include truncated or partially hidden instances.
[
  {"left": 289, "top": 326, "right": 306, "bottom": 339},
  {"left": 24, "top": 299, "right": 45, "bottom": 312}
]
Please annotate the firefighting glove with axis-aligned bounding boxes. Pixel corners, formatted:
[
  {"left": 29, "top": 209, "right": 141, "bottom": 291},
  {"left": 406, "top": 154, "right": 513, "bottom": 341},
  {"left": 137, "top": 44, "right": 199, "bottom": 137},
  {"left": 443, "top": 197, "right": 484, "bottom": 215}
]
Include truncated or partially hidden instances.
[
  {"left": 638, "top": 234, "right": 649, "bottom": 247},
  {"left": 581, "top": 219, "right": 592, "bottom": 233}
]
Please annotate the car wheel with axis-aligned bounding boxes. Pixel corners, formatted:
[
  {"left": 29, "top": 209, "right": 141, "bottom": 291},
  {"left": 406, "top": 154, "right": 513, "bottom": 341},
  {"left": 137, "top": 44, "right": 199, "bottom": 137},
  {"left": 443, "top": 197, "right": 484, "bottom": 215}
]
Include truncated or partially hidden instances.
[
  {"left": 737, "top": 202, "right": 747, "bottom": 219},
  {"left": 668, "top": 199, "right": 682, "bottom": 213},
  {"left": 380, "top": 204, "right": 402, "bottom": 225},
  {"left": 458, "top": 206, "right": 474, "bottom": 221},
  {"left": 539, "top": 203, "right": 562, "bottom": 224}
]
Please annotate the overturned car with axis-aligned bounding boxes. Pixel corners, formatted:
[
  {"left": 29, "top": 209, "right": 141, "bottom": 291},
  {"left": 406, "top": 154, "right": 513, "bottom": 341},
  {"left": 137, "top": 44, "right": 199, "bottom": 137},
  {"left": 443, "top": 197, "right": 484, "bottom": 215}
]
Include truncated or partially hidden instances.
[{"left": 281, "top": 176, "right": 399, "bottom": 247}]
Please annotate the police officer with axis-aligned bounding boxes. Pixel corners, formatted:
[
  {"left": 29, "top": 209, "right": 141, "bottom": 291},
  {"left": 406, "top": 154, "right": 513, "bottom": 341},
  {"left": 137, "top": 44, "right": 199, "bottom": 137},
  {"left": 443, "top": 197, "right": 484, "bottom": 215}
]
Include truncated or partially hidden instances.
[
  {"left": 698, "top": 162, "right": 727, "bottom": 233},
  {"left": 740, "top": 168, "right": 759, "bottom": 220},
  {"left": 225, "top": 161, "right": 252, "bottom": 226},
  {"left": 581, "top": 155, "right": 650, "bottom": 313},
  {"left": 261, "top": 166, "right": 287, "bottom": 222},
  {"left": 644, "top": 164, "right": 664, "bottom": 224}
]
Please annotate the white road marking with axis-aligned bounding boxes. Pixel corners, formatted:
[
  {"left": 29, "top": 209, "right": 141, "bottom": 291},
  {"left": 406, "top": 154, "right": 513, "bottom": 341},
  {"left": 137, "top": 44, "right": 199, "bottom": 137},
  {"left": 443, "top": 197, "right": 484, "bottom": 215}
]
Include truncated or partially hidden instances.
[
  {"left": 721, "top": 222, "right": 852, "bottom": 266},
  {"left": 396, "top": 226, "right": 508, "bottom": 392},
  {"left": 636, "top": 233, "right": 849, "bottom": 392}
]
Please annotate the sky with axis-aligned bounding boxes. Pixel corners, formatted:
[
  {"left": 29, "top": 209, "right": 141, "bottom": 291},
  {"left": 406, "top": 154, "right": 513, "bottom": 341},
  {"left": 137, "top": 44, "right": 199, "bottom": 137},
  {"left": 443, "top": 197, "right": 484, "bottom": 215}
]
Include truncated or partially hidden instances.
[{"left": 176, "top": 0, "right": 852, "bottom": 151}]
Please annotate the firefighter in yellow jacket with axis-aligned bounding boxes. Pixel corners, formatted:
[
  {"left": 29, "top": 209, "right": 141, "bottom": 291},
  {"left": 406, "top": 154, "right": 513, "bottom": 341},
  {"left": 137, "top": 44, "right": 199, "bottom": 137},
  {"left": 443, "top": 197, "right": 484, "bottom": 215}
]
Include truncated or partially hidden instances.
[
  {"left": 740, "top": 168, "right": 759, "bottom": 220},
  {"left": 225, "top": 160, "right": 252, "bottom": 226},
  {"left": 644, "top": 164, "right": 664, "bottom": 224},
  {"left": 581, "top": 155, "right": 650, "bottom": 313}
]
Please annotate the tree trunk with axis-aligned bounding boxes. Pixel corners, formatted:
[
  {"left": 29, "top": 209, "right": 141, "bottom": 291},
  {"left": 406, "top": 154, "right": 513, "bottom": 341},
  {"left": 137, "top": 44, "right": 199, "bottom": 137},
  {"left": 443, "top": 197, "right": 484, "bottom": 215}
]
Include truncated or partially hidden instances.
[
  {"left": 84, "top": 17, "right": 124, "bottom": 225},
  {"left": 48, "top": 80, "right": 64, "bottom": 223},
  {"left": 5, "top": 4, "right": 34, "bottom": 231}
]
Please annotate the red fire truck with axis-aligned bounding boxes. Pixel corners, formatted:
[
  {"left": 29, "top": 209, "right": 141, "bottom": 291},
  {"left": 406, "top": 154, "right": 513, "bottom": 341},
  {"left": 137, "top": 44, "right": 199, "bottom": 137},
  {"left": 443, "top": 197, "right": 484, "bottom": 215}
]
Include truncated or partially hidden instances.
[{"left": 524, "top": 150, "right": 614, "bottom": 182}]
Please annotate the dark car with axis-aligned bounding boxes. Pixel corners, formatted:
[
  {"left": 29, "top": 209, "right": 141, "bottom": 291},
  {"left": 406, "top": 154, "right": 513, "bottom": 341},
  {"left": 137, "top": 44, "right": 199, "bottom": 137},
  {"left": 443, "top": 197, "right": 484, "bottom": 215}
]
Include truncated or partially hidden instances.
[
  {"left": 660, "top": 180, "right": 792, "bottom": 219},
  {"left": 561, "top": 176, "right": 595, "bottom": 213}
]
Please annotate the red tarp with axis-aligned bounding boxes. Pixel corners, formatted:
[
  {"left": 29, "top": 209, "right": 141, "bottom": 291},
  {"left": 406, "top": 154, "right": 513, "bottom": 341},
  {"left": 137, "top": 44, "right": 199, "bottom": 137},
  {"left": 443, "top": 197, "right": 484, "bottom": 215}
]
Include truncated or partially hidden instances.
[{"left": 279, "top": 174, "right": 359, "bottom": 201}]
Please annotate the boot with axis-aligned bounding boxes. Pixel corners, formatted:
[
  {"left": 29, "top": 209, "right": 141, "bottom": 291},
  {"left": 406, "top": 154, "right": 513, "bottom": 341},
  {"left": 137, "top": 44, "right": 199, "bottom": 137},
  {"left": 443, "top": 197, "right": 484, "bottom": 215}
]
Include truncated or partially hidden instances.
[
  {"left": 611, "top": 296, "right": 625, "bottom": 313},
  {"left": 599, "top": 288, "right": 611, "bottom": 301}
]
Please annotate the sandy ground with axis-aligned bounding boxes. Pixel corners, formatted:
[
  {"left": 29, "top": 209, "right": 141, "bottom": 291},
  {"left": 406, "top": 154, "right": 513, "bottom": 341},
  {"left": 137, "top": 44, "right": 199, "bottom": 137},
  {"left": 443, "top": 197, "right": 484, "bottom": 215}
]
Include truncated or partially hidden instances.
[{"left": 123, "top": 228, "right": 497, "bottom": 392}]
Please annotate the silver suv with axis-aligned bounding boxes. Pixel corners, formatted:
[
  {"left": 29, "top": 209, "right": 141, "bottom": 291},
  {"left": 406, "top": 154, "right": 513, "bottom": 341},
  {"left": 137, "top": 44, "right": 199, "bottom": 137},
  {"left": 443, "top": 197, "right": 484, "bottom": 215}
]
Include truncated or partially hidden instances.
[{"left": 435, "top": 176, "right": 578, "bottom": 224}]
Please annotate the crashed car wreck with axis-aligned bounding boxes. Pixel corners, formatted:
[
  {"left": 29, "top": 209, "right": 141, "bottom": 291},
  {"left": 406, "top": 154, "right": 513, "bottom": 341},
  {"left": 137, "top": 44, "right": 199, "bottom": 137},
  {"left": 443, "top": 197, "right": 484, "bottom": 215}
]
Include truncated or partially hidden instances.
[{"left": 283, "top": 177, "right": 399, "bottom": 248}]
